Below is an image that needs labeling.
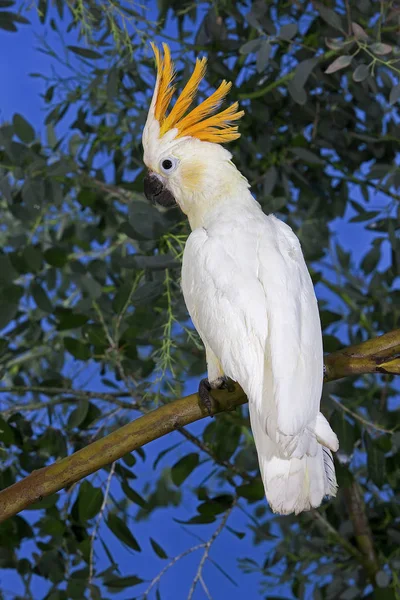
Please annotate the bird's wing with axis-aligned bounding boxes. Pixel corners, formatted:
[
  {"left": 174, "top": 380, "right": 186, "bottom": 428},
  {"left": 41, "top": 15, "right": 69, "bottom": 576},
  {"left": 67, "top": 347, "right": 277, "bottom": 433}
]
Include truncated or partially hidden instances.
[
  {"left": 181, "top": 224, "right": 268, "bottom": 404},
  {"left": 256, "top": 215, "right": 323, "bottom": 438},
  {"left": 182, "top": 214, "right": 323, "bottom": 441}
]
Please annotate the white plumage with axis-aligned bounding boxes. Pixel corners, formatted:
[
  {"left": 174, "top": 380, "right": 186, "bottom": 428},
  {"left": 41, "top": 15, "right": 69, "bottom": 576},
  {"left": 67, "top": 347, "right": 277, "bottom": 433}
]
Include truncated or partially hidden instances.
[
  {"left": 142, "top": 44, "right": 339, "bottom": 515},
  {"left": 180, "top": 164, "right": 338, "bottom": 514}
]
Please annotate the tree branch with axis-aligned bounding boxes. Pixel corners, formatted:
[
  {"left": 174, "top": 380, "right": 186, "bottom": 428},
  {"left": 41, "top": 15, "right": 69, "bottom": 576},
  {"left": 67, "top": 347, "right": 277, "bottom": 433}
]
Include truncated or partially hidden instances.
[
  {"left": 0, "top": 329, "right": 399, "bottom": 523},
  {"left": 343, "top": 480, "right": 380, "bottom": 583}
]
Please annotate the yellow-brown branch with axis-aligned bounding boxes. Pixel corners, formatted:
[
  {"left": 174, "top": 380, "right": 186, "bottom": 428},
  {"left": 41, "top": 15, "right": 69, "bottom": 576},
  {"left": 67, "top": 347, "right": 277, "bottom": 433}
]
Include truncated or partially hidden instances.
[{"left": 0, "top": 329, "right": 399, "bottom": 524}]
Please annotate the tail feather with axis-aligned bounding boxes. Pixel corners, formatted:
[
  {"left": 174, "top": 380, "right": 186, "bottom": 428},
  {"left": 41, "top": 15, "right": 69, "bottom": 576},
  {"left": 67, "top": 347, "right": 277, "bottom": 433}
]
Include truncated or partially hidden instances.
[{"left": 249, "top": 406, "right": 338, "bottom": 515}]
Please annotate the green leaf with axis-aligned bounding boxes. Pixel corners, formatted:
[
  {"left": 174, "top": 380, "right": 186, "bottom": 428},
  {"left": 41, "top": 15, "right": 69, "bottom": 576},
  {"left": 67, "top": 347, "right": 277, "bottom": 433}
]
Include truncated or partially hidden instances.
[
  {"left": 78, "top": 481, "right": 104, "bottom": 521},
  {"left": 31, "top": 282, "right": 53, "bottom": 313},
  {"left": 67, "top": 399, "right": 89, "bottom": 429},
  {"left": 320, "top": 310, "right": 342, "bottom": 328},
  {"left": 293, "top": 57, "right": 319, "bottom": 90},
  {"left": 239, "top": 38, "right": 262, "bottom": 55},
  {"left": 287, "top": 80, "right": 307, "bottom": 105},
  {"left": 112, "top": 280, "right": 134, "bottom": 314},
  {"left": 361, "top": 246, "right": 381, "bottom": 274},
  {"left": 256, "top": 41, "right": 271, "bottom": 73},
  {"left": 315, "top": 2, "right": 344, "bottom": 31},
  {"left": 128, "top": 201, "right": 169, "bottom": 240},
  {"left": 352, "top": 64, "right": 370, "bottom": 82},
  {"left": 325, "top": 55, "right": 352, "bottom": 74},
  {"left": 0, "top": 416, "right": 15, "bottom": 446},
  {"left": 226, "top": 525, "right": 245, "bottom": 539},
  {"left": 171, "top": 453, "right": 200, "bottom": 486},
  {"left": 150, "top": 537, "right": 168, "bottom": 559},
  {"left": 12, "top": 114, "right": 35, "bottom": 143},
  {"left": 22, "top": 246, "right": 42, "bottom": 272},
  {"left": 131, "top": 281, "right": 163, "bottom": 306},
  {"left": 44, "top": 247, "right": 69, "bottom": 268},
  {"left": 370, "top": 43, "right": 392, "bottom": 56},
  {"left": 236, "top": 480, "right": 265, "bottom": 503},
  {"left": 121, "top": 481, "right": 147, "bottom": 509},
  {"left": 330, "top": 410, "right": 358, "bottom": 456},
  {"left": 351, "top": 22, "right": 369, "bottom": 41},
  {"left": 279, "top": 23, "right": 297, "bottom": 41},
  {"left": 0, "top": 254, "right": 17, "bottom": 284},
  {"left": 197, "top": 494, "right": 234, "bottom": 516},
  {"left": 56, "top": 310, "right": 89, "bottom": 330},
  {"left": 103, "top": 574, "right": 144, "bottom": 590},
  {"left": 106, "top": 514, "right": 141, "bottom": 551},
  {"left": 64, "top": 337, "right": 91, "bottom": 360},
  {"left": 175, "top": 514, "right": 216, "bottom": 525},
  {"left": 291, "top": 147, "right": 324, "bottom": 164},
  {"left": 0, "top": 301, "right": 19, "bottom": 330},
  {"left": 389, "top": 82, "right": 400, "bottom": 105},
  {"left": 67, "top": 46, "right": 102, "bottom": 59}
]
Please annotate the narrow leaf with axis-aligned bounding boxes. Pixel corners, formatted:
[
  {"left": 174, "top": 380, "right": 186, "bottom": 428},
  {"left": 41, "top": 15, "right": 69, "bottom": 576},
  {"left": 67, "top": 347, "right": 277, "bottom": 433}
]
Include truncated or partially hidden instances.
[
  {"left": 352, "top": 64, "right": 369, "bottom": 82},
  {"left": 13, "top": 114, "right": 35, "bottom": 144},
  {"left": 389, "top": 83, "right": 400, "bottom": 105},
  {"left": 351, "top": 22, "right": 369, "bottom": 41},
  {"left": 150, "top": 538, "right": 168, "bottom": 559},
  {"left": 370, "top": 43, "right": 392, "bottom": 56},
  {"left": 106, "top": 514, "right": 141, "bottom": 552},
  {"left": 67, "top": 45, "right": 102, "bottom": 59},
  {"left": 171, "top": 453, "right": 200, "bottom": 486},
  {"left": 325, "top": 55, "right": 352, "bottom": 74}
]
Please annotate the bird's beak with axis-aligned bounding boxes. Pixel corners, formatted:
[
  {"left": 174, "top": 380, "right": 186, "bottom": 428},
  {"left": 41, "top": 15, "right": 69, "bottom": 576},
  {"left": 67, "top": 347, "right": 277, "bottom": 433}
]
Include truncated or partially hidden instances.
[{"left": 143, "top": 172, "right": 176, "bottom": 208}]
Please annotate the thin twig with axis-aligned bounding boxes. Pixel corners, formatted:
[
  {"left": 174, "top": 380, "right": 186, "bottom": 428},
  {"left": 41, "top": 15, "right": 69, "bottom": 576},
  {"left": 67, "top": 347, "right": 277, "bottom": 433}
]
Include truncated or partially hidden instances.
[
  {"left": 0, "top": 386, "right": 138, "bottom": 414},
  {"left": 93, "top": 301, "right": 138, "bottom": 399},
  {"left": 187, "top": 499, "right": 236, "bottom": 600},
  {"left": 200, "top": 576, "right": 213, "bottom": 600},
  {"left": 330, "top": 395, "right": 395, "bottom": 435},
  {"left": 88, "top": 462, "right": 116, "bottom": 593},
  {"left": 311, "top": 510, "right": 364, "bottom": 562},
  {"left": 143, "top": 544, "right": 205, "bottom": 598}
]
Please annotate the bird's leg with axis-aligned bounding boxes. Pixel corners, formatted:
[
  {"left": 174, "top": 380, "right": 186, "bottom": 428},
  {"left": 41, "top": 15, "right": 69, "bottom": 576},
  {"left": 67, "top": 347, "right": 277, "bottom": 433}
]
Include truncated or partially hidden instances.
[{"left": 198, "top": 376, "right": 234, "bottom": 416}]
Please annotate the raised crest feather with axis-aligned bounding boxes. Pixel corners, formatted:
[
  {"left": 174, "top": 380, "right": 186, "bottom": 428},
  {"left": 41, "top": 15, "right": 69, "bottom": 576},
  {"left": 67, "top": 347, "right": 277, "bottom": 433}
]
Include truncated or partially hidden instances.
[{"left": 149, "top": 42, "right": 244, "bottom": 144}]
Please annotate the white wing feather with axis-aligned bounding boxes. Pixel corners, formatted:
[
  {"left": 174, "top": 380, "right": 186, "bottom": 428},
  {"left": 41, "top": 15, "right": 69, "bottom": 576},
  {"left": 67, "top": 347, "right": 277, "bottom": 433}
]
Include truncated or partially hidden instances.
[{"left": 182, "top": 211, "right": 322, "bottom": 441}]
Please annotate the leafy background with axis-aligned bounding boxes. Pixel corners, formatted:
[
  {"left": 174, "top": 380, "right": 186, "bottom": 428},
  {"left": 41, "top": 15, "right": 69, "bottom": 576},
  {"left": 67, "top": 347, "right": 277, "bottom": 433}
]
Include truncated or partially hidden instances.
[{"left": 0, "top": 0, "right": 399, "bottom": 599}]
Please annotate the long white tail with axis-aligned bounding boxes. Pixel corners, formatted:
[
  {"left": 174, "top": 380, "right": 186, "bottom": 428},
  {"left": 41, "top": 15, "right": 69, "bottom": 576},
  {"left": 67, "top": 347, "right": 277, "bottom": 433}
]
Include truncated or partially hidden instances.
[{"left": 249, "top": 408, "right": 339, "bottom": 515}]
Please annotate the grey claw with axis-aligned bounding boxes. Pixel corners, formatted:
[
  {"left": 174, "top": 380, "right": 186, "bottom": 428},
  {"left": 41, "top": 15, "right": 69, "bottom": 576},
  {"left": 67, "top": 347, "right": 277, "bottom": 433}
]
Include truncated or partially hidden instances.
[{"left": 199, "top": 378, "right": 213, "bottom": 416}]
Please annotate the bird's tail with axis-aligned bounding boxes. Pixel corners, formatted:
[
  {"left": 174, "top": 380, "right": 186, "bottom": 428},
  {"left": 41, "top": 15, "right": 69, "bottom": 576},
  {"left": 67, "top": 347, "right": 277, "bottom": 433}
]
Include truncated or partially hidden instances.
[{"left": 249, "top": 408, "right": 338, "bottom": 515}]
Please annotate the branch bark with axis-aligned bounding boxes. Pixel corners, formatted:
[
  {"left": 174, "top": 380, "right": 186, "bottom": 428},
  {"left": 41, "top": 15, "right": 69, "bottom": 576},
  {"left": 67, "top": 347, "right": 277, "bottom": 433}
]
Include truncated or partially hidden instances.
[
  {"left": 0, "top": 329, "right": 399, "bottom": 524},
  {"left": 343, "top": 480, "right": 380, "bottom": 583}
]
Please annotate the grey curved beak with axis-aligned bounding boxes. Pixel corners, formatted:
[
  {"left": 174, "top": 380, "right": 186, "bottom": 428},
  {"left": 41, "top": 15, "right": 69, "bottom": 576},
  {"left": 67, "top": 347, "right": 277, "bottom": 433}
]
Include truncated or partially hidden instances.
[{"left": 144, "top": 172, "right": 176, "bottom": 207}]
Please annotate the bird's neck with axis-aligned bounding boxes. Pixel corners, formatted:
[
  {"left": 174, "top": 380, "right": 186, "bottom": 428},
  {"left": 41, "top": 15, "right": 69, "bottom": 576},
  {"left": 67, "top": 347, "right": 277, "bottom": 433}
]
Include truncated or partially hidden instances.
[{"left": 184, "top": 168, "right": 252, "bottom": 230}]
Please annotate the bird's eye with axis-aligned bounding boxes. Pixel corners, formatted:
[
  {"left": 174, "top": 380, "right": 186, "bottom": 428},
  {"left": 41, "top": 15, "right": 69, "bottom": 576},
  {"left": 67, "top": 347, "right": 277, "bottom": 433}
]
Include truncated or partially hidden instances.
[{"left": 160, "top": 156, "right": 178, "bottom": 175}]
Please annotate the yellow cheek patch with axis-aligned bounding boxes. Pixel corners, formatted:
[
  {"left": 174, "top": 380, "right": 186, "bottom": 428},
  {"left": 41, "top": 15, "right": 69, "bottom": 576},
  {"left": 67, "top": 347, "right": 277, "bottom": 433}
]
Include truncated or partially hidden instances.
[{"left": 180, "top": 162, "right": 205, "bottom": 191}]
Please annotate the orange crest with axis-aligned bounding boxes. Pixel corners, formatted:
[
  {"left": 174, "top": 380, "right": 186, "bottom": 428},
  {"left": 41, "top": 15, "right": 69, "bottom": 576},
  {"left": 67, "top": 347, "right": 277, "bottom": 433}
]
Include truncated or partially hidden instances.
[{"left": 150, "top": 42, "right": 244, "bottom": 144}]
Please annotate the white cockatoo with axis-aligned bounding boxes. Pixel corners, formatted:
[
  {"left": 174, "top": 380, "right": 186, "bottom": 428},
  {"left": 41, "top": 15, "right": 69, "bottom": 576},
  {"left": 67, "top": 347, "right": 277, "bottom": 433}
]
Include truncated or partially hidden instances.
[{"left": 142, "top": 43, "right": 339, "bottom": 515}]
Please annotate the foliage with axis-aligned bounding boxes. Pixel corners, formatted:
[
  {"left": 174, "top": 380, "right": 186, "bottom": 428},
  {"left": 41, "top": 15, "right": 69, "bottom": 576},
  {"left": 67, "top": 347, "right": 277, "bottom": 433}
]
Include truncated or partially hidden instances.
[{"left": 0, "top": 0, "right": 399, "bottom": 598}]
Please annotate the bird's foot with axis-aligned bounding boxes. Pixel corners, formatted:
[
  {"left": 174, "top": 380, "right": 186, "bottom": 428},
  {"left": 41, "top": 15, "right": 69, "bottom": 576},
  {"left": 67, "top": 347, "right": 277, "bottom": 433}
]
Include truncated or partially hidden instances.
[
  {"left": 199, "top": 378, "right": 213, "bottom": 416},
  {"left": 198, "top": 376, "right": 234, "bottom": 416}
]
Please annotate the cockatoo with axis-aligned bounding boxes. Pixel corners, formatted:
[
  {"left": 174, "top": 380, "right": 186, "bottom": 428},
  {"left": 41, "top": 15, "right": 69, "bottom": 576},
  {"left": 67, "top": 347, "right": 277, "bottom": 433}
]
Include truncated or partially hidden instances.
[{"left": 142, "top": 43, "right": 339, "bottom": 515}]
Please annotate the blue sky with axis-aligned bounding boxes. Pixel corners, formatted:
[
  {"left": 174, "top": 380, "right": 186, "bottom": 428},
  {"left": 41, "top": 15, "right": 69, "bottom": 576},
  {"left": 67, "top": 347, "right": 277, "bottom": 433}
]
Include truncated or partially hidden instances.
[{"left": 0, "top": 2, "right": 397, "bottom": 599}]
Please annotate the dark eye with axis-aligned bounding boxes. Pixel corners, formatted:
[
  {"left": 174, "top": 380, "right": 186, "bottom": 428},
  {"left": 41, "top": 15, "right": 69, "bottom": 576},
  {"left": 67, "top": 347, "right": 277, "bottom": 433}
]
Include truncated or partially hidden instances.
[
  {"left": 160, "top": 156, "right": 178, "bottom": 174},
  {"left": 162, "top": 159, "right": 173, "bottom": 170}
]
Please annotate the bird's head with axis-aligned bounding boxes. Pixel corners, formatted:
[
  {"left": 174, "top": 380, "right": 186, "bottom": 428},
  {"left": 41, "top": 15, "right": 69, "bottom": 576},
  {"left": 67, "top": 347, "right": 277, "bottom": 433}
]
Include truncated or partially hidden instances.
[{"left": 142, "top": 43, "right": 247, "bottom": 228}]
